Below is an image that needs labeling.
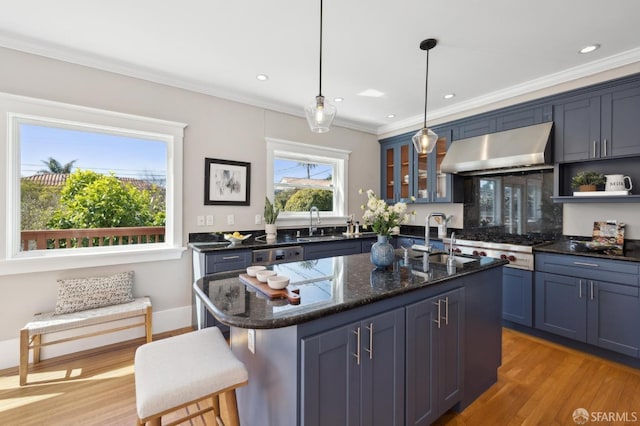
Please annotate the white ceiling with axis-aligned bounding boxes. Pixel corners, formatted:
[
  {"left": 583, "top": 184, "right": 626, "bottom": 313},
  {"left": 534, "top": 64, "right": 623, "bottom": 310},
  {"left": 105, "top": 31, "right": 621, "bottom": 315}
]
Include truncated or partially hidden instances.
[{"left": 0, "top": 0, "right": 638, "bottom": 135}]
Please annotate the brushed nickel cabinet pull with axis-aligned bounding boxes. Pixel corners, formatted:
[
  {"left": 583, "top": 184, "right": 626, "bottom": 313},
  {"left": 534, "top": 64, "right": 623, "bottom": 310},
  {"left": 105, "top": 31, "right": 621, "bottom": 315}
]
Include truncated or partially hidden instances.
[
  {"left": 444, "top": 296, "right": 449, "bottom": 325},
  {"left": 365, "top": 323, "right": 373, "bottom": 359},
  {"left": 352, "top": 327, "right": 361, "bottom": 365},
  {"left": 603, "top": 138, "right": 608, "bottom": 156},
  {"left": 579, "top": 279, "right": 583, "bottom": 299},
  {"left": 593, "top": 140, "right": 597, "bottom": 157},
  {"left": 433, "top": 300, "right": 441, "bottom": 328},
  {"left": 222, "top": 255, "right": 240, "bottom": 260},
  {"left": 590, "top": 281, "right": 594, "bottom": 300},
  {"left": 573, "top": 261, "right": 599, "bottom": 267}
]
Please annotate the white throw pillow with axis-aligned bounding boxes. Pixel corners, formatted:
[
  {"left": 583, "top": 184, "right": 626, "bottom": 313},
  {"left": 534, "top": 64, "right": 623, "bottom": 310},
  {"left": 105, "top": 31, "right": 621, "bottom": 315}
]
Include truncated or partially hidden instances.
[{"left": 54, "top": 271, "right": 134, "bottom": 315}]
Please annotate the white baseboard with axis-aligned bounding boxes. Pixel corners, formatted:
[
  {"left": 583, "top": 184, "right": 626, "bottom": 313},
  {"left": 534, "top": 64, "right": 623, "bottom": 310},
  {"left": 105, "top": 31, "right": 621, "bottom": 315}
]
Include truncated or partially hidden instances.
[{"left": 0, "top": 304, "right": 192, "bottom": 370}]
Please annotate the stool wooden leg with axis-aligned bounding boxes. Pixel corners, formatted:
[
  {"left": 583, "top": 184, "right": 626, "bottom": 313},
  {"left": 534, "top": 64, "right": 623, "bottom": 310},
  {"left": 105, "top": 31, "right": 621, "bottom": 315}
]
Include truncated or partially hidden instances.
[
  {"left": 219, "top": 389, "right": 240, "bottom": 426},
  {"left": 19, "top": 329, "right": 29, "bottom": 386},
  {"left": 144, "top": 306, "right": 153, "bottom": 343},
  {"left": 212, "top": 394, "right": 221, "bottom": 419},
  {"left": 33, "top": 334, "right": 41, "bottom": 363}
]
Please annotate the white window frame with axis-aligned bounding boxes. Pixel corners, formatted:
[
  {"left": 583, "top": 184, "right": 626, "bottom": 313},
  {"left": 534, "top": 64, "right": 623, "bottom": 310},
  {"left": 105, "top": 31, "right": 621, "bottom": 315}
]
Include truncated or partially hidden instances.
[
  {"left": 266, "top": 138, "right": 350, "bottom": 226},
  {"left": 1, "top": 92, "right": 186, "bottom": 275}
]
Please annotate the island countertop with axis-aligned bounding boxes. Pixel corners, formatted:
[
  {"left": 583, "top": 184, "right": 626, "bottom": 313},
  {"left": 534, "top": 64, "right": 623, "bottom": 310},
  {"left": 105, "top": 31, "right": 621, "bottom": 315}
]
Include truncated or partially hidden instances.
[{"left": 193, "top": 250, "right": 507, "bottom": 330}]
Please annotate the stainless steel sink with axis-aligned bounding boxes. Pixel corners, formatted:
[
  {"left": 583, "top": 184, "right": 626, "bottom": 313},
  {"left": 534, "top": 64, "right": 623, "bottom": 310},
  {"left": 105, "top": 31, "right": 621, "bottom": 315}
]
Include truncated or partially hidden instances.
[
  {"left": 413, "top": 251, "right": 480, "bottom": 268},
  {"left": 297, "top": 235, "right": 344, "bottom": 242}
]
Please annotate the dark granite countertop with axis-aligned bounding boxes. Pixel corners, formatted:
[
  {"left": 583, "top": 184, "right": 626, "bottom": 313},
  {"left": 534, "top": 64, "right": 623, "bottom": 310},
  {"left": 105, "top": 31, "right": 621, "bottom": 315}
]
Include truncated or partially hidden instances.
[
  {"left": 189, "top": 225, "right": 446, "bottom": 253},
  {"left": 193, "top": 250, "right": 506, "bottom": 329},
  {"left": 535, "top": 238, "right": 640, "bottom": 262}
]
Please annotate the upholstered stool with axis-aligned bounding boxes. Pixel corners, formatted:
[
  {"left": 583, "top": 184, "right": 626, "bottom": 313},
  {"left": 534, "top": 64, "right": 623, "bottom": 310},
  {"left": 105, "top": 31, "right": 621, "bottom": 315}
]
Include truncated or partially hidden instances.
[{"left": 134, "top": 327, "right": 248, "bottom": 426}]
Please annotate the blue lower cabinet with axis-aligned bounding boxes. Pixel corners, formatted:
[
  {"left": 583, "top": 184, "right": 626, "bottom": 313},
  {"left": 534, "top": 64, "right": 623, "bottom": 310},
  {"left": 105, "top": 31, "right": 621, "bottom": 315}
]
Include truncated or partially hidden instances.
[
  {"left": 304, "top": 240, "right": 363, "bottom": 260},
  {"left": 406, "top": 288, "right": 463, "bottom": 426},
  {"left": 502, "top": 268, "right": 533, "bottom": 326},
  {"left": 301, "top": 308, "right": 405, "bottom": 426},
  {"left": 535, "top": 271, "right": 640, "bottom": 357}
]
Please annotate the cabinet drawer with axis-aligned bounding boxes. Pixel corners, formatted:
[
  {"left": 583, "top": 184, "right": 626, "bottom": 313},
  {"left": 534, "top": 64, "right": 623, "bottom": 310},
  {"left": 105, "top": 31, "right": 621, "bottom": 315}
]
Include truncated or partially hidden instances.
[
  {"left": 361, "top": 238, "right": 376, "bottom": 253},
  {"left": 304, "top": 240, "right": 362, "bottom": 260},
  {"left": 205, "top": 250, "right": 251, "bottom": 273},
  {"left": 535, "top": 253, "right": 639, "bottom": 286}
]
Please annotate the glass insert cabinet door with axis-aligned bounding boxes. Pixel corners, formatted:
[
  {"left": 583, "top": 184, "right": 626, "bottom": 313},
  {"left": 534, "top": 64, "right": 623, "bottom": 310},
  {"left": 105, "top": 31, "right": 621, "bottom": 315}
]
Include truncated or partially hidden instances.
[
  {"left": 415, "top": 133, "right": 448, "bottom": 202},
  {"left": 383, "top": 142, "right": 412, "bottom": 202}
]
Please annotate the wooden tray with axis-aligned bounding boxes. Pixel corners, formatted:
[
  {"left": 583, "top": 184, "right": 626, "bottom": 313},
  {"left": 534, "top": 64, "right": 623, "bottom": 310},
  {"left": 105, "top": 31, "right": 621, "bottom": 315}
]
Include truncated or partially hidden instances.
[{"left": 239, "top": 274, "right": 300, "bottom": 304}]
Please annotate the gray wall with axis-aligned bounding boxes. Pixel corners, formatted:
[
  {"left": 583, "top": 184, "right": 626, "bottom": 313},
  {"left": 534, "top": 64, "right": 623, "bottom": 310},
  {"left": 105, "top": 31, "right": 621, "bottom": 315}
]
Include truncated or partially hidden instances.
[{"left": 0, "top": 46, "right": 379, "bottom": 368}]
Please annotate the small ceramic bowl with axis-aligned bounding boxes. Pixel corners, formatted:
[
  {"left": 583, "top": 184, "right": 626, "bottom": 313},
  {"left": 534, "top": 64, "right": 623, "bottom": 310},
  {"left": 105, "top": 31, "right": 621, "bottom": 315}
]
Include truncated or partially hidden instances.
[
  {"left": 256, "top": 270, "right": 277, "bottom": 283},
  {"left": 267, "top": 275, "right": 290, "bottom": 290},
  {"left": 246, "top": 265, "right": 266, "bottom": 277}
]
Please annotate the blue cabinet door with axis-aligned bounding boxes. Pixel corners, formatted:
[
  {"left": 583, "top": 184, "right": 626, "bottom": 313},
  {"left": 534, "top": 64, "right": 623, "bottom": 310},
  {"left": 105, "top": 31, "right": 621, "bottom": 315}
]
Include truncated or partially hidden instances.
[
  {"left": 553, "top": 95, "right": 601, "bottom": 162},
  {"left": 301, "top": 307, "right": 405, "bottom": 426},
  {"left": 534, "top": 272, "right": 587, "bottom": 341},
  {"left": 406, "top": 288, "right": 463, "bottom": 426},
  {"left": 380, "top": 137, "right": 414, "bottom": 204},
  {"left": 360, "top": 309, "right": 405, "bottom": 426},
  {"left": 602, "top": 85, "right": 640, "bottom": 158},
  {"left": 301, "top": 323, "right": 361, "bottom": 426},
  {"left": 587, "top": 280, "right": 640, "bottom": 357},
  {"left": 502, "top": 268, "right": 533, "bottom": 326}
]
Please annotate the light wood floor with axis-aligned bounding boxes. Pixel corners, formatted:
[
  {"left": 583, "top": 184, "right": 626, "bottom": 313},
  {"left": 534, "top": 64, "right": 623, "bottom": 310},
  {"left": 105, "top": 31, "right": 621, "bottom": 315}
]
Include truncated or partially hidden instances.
[{"left": 1, "top": 328, "right": 639, "bottom": 425}]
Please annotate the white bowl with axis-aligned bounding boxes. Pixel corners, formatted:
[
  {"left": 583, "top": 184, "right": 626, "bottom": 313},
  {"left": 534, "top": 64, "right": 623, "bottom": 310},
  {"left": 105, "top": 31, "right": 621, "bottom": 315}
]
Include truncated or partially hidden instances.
[
  {"left": 256, "top": 270, "right": 277, "bottom": 283},
  {"left": 224, "top": 233, "right": 252, "bottom": 244},
  {"left": 267, "top": 275, "right": 290, "bottom": 290},
  {"left": 246, "top": 265, "right": 266, "bottom": 277}
]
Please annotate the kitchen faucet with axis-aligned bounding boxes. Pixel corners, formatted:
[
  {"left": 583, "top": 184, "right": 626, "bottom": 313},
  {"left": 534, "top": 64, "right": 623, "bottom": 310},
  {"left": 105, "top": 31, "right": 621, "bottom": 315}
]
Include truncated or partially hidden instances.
[
  {"left": 309, "top": 206, "right": 320, "bottom": 236},
  {"left": 426, "top": 212, "right": 447, "bottom": 247}
]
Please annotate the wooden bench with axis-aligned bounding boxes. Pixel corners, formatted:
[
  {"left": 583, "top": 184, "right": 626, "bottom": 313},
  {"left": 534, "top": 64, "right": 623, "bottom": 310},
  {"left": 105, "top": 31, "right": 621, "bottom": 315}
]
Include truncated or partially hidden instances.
[{"left": 19, "top": 296, "right": 152, "bottom": 386}]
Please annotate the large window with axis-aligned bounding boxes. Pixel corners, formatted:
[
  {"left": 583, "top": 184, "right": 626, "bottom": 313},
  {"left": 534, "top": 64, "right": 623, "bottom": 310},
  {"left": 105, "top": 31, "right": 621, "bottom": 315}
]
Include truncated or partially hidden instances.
[
  {"left": 266, "top": 138, "right": 350, "bottom": 222},
  {"left": 2, "top": 93, "right": 185, "bottom": 275}
]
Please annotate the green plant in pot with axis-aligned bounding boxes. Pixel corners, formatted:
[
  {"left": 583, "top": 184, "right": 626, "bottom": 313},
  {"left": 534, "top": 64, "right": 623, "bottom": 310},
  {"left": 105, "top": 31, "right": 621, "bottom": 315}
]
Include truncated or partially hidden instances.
[
  {"left": 571, "top": 171, "right": 606, "bottom": 192},
  {"left": 264, "top": 197, "right": 279, "bottom": 240}
]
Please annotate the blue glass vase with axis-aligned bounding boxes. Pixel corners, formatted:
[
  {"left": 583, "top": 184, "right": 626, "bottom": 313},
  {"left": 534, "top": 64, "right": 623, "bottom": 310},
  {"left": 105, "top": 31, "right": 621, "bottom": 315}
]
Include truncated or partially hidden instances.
[{"left": 370, "top": 235, "right": 395, "bottom": 268}]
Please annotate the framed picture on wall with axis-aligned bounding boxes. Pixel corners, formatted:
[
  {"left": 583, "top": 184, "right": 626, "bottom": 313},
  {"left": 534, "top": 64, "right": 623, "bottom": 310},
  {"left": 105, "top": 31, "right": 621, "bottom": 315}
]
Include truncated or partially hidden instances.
[{"left": 204, "top": 158, "right": 251, "bottom": 205}]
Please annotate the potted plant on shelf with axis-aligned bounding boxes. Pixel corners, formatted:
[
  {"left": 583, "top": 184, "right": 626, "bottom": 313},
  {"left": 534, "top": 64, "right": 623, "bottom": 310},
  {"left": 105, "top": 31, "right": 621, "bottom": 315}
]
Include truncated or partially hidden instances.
[
  {"left": 571, "top": 171, "right": 606, "bottom": 192},
  {"left": 264, "top": 197, "right": 279, "bottom": 241}
]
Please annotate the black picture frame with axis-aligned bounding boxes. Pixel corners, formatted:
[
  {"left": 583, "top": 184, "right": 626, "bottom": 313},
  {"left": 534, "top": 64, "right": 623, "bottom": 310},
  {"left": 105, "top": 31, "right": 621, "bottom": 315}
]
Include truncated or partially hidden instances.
[{"left": 204, "top": 158, "right": 251, "bottom": 206}]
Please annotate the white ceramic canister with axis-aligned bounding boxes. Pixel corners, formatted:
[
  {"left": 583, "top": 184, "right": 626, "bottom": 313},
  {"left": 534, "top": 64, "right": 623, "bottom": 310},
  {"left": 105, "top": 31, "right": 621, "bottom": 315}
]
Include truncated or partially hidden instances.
[{"left": 605, "top": 174, "right": 632, "bottom": 191}]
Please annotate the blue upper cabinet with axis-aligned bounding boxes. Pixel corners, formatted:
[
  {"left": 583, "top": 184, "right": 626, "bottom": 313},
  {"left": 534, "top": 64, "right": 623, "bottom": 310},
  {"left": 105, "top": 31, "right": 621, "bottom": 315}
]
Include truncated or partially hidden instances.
[
  {"left": 554, "top": 80, "right": 640, "bottom": 162},
  {"left": 380, "top": 127, "right": 461, "bottom": 204},
  {"left": 380, "top": 135, "right": 414, "bottom": 204}
]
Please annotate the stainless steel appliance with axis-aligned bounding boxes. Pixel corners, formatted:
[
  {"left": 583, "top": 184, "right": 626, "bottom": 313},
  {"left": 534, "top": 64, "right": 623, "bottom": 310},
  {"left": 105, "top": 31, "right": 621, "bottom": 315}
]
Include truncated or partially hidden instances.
[
  {"left": 442, "top": 233, "right": 551, "bottom": 271},
  {"left": 252, "top": 246, "right": 304, "bottom": 265}
]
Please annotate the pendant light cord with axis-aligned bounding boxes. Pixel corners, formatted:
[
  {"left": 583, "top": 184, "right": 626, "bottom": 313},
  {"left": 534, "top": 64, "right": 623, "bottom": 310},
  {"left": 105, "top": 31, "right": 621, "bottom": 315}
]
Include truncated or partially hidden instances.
[
  {"left": 318, "top": 0, "right": 324, "bottom": 97},
  {"left": 422, "top": 48, "right": 429, "bottom": 128}
]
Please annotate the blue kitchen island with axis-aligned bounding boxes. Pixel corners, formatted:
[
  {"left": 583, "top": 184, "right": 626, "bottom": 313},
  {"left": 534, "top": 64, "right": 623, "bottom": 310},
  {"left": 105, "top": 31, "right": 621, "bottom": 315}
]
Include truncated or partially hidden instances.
[{"left": 193, "top": 250, "right": 507, "bottom": 426}]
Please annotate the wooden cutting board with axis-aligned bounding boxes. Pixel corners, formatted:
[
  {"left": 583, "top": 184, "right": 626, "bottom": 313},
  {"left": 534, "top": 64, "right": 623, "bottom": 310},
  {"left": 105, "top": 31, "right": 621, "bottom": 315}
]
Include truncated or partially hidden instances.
[{"left": 239, "top": 274, "right": 301, "bottom": 304}]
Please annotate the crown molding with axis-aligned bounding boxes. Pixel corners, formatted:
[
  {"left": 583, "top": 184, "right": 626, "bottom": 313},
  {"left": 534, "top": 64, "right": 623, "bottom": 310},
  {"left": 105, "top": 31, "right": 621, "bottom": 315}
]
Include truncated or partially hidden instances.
[{"left": 376, "top": 47, "right": 640, "bottom": 136}]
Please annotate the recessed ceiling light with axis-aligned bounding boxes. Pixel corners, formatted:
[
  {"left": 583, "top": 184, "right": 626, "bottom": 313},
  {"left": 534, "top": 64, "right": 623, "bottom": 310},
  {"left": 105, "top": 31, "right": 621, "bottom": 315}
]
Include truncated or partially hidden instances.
[
  {"left": 387, "top": 114, "right": 396, "bottom": 119},
  {"left": 334, "top": 97, "right": 344, "bottom": 103},
  {"left": 444, "top": 93, "right": 455, "bottom": 100},
  {"left": 579, "top": 44, "right": 600, "bottom": 54},
  {"left": 256, "top": 74, "right": 269, "bottom": 81},
  {"left": 357, "top": 89, "right": 385, "bottom": 98}
]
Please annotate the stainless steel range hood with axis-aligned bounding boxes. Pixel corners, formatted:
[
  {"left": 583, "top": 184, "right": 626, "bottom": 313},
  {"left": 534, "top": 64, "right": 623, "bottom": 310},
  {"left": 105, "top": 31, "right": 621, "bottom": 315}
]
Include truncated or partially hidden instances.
[{"left": 440, "top": 122, "right": 553, "bottom": 175}]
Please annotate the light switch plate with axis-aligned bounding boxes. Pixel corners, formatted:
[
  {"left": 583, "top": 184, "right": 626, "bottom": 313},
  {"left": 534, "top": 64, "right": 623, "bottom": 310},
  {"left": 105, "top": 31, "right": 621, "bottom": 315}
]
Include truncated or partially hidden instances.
[
  {"left": 227, "top": 214, "right": 235, "bottom": 225},
  {"left": 255, "top": 214, "right": 262, "bottom": 225},
  {"left": 197, "top": 215, "right": 205, "bottom": 226},
  {"left": 206, "top": 215, "right": 214, "bottom": 226}
]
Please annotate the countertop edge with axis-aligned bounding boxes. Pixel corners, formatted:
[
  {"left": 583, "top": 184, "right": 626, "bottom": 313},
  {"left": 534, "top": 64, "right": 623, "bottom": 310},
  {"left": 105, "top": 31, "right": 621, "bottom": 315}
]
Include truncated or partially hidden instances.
[{"left": 195, "top": 258, "right": 507, "bottom": 330}]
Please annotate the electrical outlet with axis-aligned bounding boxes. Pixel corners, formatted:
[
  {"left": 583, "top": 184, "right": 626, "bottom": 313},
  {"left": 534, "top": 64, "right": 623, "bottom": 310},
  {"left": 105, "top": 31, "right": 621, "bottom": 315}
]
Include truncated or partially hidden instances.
[
  {"left": 206, "top": 215, "right": 214, "bottom": 226},
  {"left": 247, "top": 329, "right": 255, "bottom": 354},
  {"left": 227, "top": 214, "right": 235, "bottom": 225},
  {"left": 255, "top": 214, "right": 262, "bottom": 225},
  {"left": 197, "top": 215, "right": 205, "bottom": 226}
]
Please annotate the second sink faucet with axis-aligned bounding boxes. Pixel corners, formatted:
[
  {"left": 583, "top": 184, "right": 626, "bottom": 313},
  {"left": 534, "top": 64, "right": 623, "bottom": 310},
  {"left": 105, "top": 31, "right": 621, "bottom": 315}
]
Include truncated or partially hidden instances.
[
  {"left": 426, "top": 212, "right": 447, "bottom": 245},
  {"left": 309, "top": 206, "right": 320, "bottom": 236}
]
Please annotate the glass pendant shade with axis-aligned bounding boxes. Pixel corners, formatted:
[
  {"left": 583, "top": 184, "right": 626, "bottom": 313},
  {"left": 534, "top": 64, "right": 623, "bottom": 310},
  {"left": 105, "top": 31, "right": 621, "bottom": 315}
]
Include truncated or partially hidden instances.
[
  {"left": 412, "top": 127, "right": 438, "bottom": 154},
  {"left": 305, "top": 95, "right": 336, "bottom": 133}
]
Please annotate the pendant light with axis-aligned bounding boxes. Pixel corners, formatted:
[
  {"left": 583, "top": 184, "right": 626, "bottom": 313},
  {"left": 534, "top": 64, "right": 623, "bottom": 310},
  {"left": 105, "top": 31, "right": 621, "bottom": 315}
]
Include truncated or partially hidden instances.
[
  {"left": 305, "top": 0, "right": 336, "bottom": 133},
  {"left": 412, "top": 38, "right": 438, "bottom": 154}
]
